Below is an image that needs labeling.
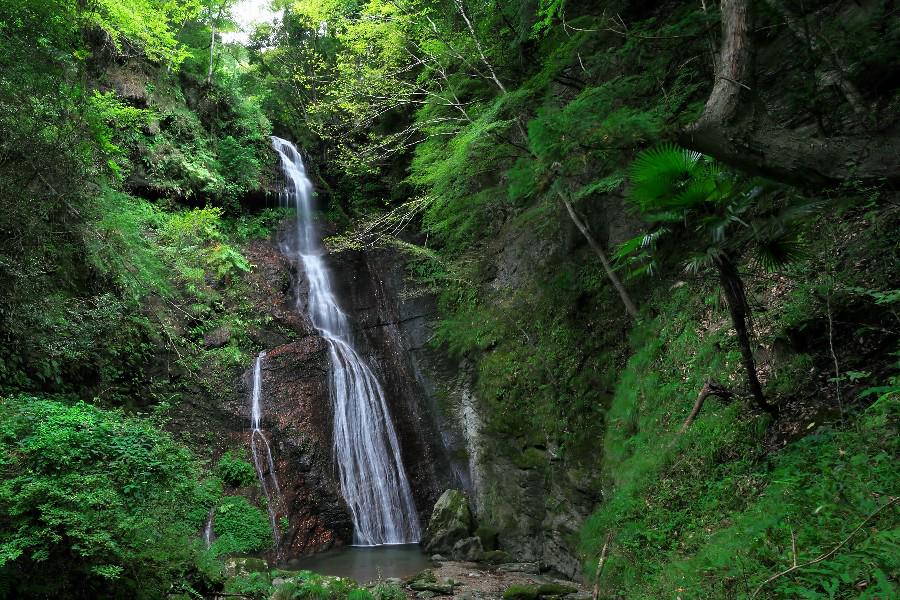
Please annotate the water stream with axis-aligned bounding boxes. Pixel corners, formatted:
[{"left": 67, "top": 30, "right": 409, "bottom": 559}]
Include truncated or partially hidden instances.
[
  {"left": 249, "top": 351, "right": 283, "bottom": 553},
  {"left": 272, "top": 136, "right": 421, "bottom": 546}
]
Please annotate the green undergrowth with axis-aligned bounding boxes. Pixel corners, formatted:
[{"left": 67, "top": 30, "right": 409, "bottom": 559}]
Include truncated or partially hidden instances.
[
  {"left": 217, "top": 450, "right": 258, "bottom": 488},
  {"left": 226, "top": 569, "right": 379, "bottom": 600},
  {"left": 211, "top": 496, "right": 273, "bottom": 557},
  {"left": 581, "top": 281, "right": 900, "bottom": 598},
  {"left": 0, "top": 396, "right": 220, "bottom": 599}
]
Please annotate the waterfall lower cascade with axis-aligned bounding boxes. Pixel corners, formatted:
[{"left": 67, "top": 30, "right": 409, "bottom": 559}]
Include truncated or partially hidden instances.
[
  {"left": 272, "top": 136, "right": 421, "bottom": 546},
  {"left": 249, "top": 351, "right": 283, "bottom": 552}
]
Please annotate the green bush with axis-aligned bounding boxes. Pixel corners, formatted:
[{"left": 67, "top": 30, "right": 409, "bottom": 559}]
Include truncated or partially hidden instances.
[
  {"left": 295, "top": 582, "right": 330, "bottom": 600},
  {"left": 224, "top": 571, "right": 274, "bottom": 600},
  {"left": 0, "top": 396, "right": 212, "bottom": 599},
  {"left": 217, "top": 450, "right": 258, "bottom": 488},
  {"left": 348, "top": 589, "right": 375, "bottom": 600},
  {"left": 373, "top": 581, "right": 406, "bottom": 600},
  {"left": 211, "top": 496, "right": 273, "bottom": 556}
]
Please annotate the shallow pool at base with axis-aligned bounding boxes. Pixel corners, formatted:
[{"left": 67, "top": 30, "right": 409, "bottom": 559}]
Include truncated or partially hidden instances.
[{"left": 281, "top": 544, "right": 430, "bottom": 583}]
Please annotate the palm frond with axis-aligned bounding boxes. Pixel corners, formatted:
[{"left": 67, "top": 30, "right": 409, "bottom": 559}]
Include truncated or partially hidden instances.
[
  {"left": 753, "top": 232, "right": 807, "bottom": 272},
  {"left": 683, "top": 246, "right": 725, "bottom": 274},
  {"left": 628, "top": 144, "right": 704, "bottom": 210}
]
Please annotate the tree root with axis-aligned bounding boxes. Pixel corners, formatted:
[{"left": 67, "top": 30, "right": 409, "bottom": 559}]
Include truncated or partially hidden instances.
[{"left": 679, "top": 379, "right": 736, "bottom": 434}]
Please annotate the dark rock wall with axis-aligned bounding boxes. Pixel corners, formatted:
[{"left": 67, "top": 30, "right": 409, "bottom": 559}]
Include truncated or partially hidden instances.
[
  {"left": 209, "top": 223, "right": 460, "bottom": 559},
  {"left": 325, "top": 245, "right": 464, "bottom": 526}
]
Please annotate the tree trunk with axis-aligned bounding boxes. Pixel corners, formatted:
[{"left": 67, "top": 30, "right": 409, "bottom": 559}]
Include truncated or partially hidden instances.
[
  {"left": 680, "top": 0, "right": 900, "bottom": 186},
  {"left": 716, "top": 256, "right": 777, "bottom": 416},
  {"left": 207, "top": 22, "right": 216, "bottom": 85},
  {"left": 560, "top": 194, "right": 639, "bottom": 319}
]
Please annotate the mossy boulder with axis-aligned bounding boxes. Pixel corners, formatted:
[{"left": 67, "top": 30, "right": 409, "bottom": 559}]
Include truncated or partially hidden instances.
[
  {"left": 502, "top": 583, "right": 577, "bottom": 600},
  {"left": 408, "top": 570, "right": 454, "bottom": 594},
  {"left": 503, "top": 585, "right": 540, "bottom": 600},
  {"left": 536, "top": 583, "right": 577, "bottom": 596},
  {"left": 223, "top": 556, "right": 269, "bottom": 578},
  {"left": 423, "top": 489, "right": 474, "bottom": 555},
  {"left": 451, "top": 536, "right": 483, "bottom": 561}
]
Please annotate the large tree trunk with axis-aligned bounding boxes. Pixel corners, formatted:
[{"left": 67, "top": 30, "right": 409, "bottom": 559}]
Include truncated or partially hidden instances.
[
  {"left": 680, "top": 0, "right": 900, "bottom": 186},
  {"left": 716, "top": 255, "right": 778, "bottom": 416}
]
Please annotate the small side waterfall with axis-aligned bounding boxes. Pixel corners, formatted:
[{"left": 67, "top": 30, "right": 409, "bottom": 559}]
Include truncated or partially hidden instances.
[
  {"left": 203, "top": 509, "right": 215, "bottom": 549},
  {"left": 249, "top": 351, "right": 283, "bottom": 552},
  {"left": 272, "top": 136, "right": 421, "bottom": 546}
]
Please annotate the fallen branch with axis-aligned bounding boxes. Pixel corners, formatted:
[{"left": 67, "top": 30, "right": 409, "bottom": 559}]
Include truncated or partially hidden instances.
[
  {"left": 591, "top": 532, "right": 613, "bottom": 600},
  {"left": 559, "top": 191, "right": 639, "bottom": 318},
  {"left": 679, "top": 379, "right": 736, "bottom": 434},
  {"left": 750, "top": 497, "right": 899, "bottom": 598}
]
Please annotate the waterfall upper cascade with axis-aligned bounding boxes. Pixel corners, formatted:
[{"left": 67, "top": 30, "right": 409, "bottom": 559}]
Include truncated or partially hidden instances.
[
  {"left": 271, "top": 136, "right": 421, "bottom": 546},
  {"left": 249, "top": 351, "right": 283, "bottom": 553}
]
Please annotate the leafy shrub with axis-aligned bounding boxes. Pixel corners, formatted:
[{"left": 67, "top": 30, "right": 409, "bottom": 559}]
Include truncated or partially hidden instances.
[
  {"left": 0, "top": 396, "right": 212, "bottom": 599},
  {"left": 217, "top": 450, "right": 258, "bottom": 488},
  {"left": 348, "top": 589, "right": 375, "bottom": 600},
  {"left": 224, "top": 571, "right": 274, "bottom": 600},
  {"left": 373, "top": 581, "right": 406, "bottom": 600},
  {"left": 295, "top": 582, "right": 330, "bottom": 600},
  {"left": 211, "top": 496, "right": 273, "bottom": 556}
]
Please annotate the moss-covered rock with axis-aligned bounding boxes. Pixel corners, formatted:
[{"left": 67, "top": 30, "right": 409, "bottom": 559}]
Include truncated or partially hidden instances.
[
  {"left": 408, "top": 570, "right": 454, "bottom": 594},
  {"left": 475, "top": 525, "right": 499, "bottom": 551},
  {"left": 423, "top": 489, "right": 474, "bottom": 555},
  {"left": 502, "top": 585, "right": 540, "bottom": 600},
  {"left": 536, "top": 583, "right": 577, "bottom": 596},
  {"left": 501, "top": 583, "right": 577, "bottom": 600}
]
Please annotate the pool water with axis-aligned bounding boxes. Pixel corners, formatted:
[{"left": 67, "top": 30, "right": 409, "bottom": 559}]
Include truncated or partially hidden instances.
[{"left": 281, "top": 544, "right": 431, "bottom": 583}]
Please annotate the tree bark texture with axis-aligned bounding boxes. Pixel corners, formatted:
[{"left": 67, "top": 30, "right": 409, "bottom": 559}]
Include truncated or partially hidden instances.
[
  {"left": 716, "top": 255, "right": 778, "bottom": 416},
  {"left": 561, "top": 194, "right": 640, "bottom": 319},
  {"left": 681, "top": 0, "right": 900, "bottom": 186}
]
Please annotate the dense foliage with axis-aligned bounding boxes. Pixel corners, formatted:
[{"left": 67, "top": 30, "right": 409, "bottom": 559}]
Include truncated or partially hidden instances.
[
  {"left": 0, "top": 397, "right": 216, "bottom": 599},
  {"left": 0, "top": 0, "right": 283, "bottom": 596},
  {"left": 0, "top": 0, "right": 898, "bottom": 598}
]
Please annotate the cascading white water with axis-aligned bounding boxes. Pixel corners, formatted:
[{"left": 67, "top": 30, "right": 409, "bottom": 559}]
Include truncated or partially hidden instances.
[
  {"left": 272, "top": 136, "right": 421, "bottom": 546},
  {"left": 203, "top": 509, "right": 215, "bottom": 549},
  {"left": 249, "top": 351, "right": 283, "bottom": 552}
]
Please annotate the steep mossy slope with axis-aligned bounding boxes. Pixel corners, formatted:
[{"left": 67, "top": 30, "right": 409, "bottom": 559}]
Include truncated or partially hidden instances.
[
  {"left": 0, "top": 0, "right": 898, "bottom": 598},
  {"left": 0, "top": 2, "right": 293, "bottom": 597}
]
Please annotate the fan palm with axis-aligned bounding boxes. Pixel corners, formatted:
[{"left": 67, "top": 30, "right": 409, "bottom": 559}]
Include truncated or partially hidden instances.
[{"left": 620, "top": 144, "right": 812, "bottom": 416}]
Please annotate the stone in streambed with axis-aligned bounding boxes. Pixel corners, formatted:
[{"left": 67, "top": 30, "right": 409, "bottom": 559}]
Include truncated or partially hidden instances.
[
  {"left": 408, "top": 570, "right": 454, "bottom": 595},
  {"left": 496, "top": 562, "right": 539, "bottom": 574},
  {"left": 501, "top": 583, "right": 577, "bottom": 600},
  {"left": 502, "top": 585, "right": 540, "bottom": 600}
]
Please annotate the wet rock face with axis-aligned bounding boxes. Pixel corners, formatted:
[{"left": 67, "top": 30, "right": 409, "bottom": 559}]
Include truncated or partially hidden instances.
[
  {"left": 237, "top": 225, "right": 457, "bottom": 556},
  {"left": 324, "top": 246, "right": 462, "bottom": 527},
  {"left": 262, "top": 337, "right": 353, "bottom": 554},
  {"left": 221, "top": 239, "right": 353, "bottom": 557}
]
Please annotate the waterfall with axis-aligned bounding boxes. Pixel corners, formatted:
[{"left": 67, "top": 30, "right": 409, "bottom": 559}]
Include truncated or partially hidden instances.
[
  {"left": 271, "top": 136, "right": 421, "bottom": 546},
  {"left": 203, "top": 509, "right": 215, "bottom": 550},
  {"left": 249, "top": 351, "right": 283, "bottom": 553}
]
